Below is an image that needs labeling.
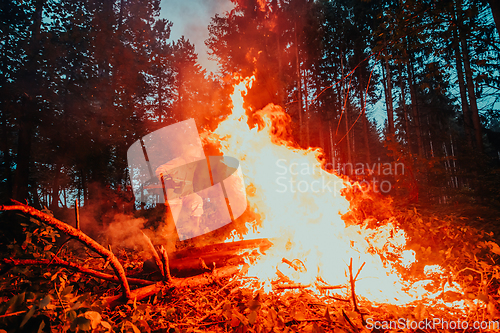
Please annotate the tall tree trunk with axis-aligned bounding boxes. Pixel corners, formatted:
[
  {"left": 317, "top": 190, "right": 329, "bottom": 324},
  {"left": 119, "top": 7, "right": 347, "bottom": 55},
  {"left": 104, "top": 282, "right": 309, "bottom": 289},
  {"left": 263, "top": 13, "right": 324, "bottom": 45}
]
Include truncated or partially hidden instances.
[
  {"left": 452, "top": 22, "right": 473, "bottom": 145},
  {"left": 398, "top": 62, "right": 411, "bottom": 146},
  {"left": 13, "top": 0, "right": 44, "bottom": 202},
  {"left": 50, "top": 164, "right": 62, "bottom": 211},
  {"left": 344, "top": 101, "right": 352, "bottom": 166},
  {"left": 294, "top": 22, "right": 303, "bottom": 146},
  {"left": 407, "top": 59, "right": 424, "bottom": 156},
  {"left": 303, "top": 69, "right": 310, "bottom": 147},
  {"left": 457, "top": 5, "right": 483, "bottom": 151},
  {"left": 383, "top": 56, "right": 395, "bottom": 136},
  {"left": 274, "top": 0, "right": 284, "bottom": 106},
  {"left": 157, "top": 63, "right": 164, "bottom": 123},
  {"left": 276, "top": 30, "right": 284, "bottom": 106},
  {"left": 329, "top": 120, "right": 335, "bottom": 169},
  {"left": 0, "top": 103, "right": 13, "bottom": 198},
  {"left": 319, "top": 120, "right": 324, "bottom": 152},
  {"left": 340, "top": 55, "right": 351, "bottom": 166},
  {"left": 427, "top": 116, "right": 434, "bottom": 158},
  {"left": 0, "top": 43, "right": 13, "bottom": 198},
  {"left": 358, "top": 75, "right": 371, "bottom": 165},
  {"left": 449, "top": 134, "right": 460, "bottom": 188},
  {"left": 13, "top": 105, "right": 33, "bottom": 202}
]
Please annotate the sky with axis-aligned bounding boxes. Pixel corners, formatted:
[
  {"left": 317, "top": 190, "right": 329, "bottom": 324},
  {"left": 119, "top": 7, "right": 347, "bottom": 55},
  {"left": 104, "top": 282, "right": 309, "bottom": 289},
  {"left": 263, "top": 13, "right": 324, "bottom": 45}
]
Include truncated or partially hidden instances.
[{"left": 160, "top": 0, "right": 235, "bottom": 73}]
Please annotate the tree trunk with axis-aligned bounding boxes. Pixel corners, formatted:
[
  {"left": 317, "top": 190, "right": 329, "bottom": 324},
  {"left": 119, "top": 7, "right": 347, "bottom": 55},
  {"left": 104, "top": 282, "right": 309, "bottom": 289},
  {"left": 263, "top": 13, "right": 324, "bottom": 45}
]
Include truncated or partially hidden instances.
[
  {"left": 294, "top": 22, "right": 303, "bottom": 146},
  {"left": 341, "top": 56, "right": 352, "bottom": 166},
  {"left": 13, "top": 0, "right": 44, "bottom": 202},
  {"left": 457, "top": 9, "right": 483, "bottom": 151},
  {"left": 273, "top": 0, "right": 284, "bottom": 106},
  {"left": 303, "top": 69, "right": 310, "bottom": 147},
  {"left": 329, "top": 120, "right": 335, "bottom": 169},
  {"left": 383, "top": 56, "right": 395, "bottom": 136},
  {"left": 398, "top": 62, "right": 411, "bottom": 146},
  {"left": 0, "top": 105, "right": 13, "bottom": 198},
  {"left": 359, "top": 75, "right": 371, "bottom": 165},
  {"left": 319, "top": 121, "right": 324, "bottom": 152},
  {"left": 50, "top": 164, "right": 61, "bottom": 211},
  {"left": 453, "top": 22, "right": 473, "bottom": 145},
  {"left": 407, "top": 59, "right": 424, "bottom": 156},
  {"left": 345, "top": 101, "right": 352, "bottom": 166},
  {"left": 0, "top": 43, "right": 13, "bottom": 199}
]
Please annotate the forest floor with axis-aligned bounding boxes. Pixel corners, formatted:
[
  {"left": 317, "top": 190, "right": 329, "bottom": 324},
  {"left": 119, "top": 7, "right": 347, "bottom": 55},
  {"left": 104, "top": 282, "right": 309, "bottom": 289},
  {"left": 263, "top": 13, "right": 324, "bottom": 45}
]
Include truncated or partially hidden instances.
[{"left": 1, "top": 195, "right": 500, "bottom": 332}]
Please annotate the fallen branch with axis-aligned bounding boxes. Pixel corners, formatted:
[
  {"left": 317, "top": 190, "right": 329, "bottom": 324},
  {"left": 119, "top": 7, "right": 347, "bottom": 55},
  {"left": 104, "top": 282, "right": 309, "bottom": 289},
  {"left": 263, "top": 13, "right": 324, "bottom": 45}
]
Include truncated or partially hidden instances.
[
  {"left": 330, "top": 296, "right": 350, "bottom": 302},
  {"left": 315, "top": 283, "right": 347, "bottom": 290},
  {"left": 1, "top": 257, "right": 154, "bottom": 286},
  {"left": 273, "top": 283, "right": 311, "bottom": 290},
  {"left": 104, "top": 265, "right": 243, "bottom": 308},
  {"left": 0, "top": 202, "right": 131, "bottom": 300}
]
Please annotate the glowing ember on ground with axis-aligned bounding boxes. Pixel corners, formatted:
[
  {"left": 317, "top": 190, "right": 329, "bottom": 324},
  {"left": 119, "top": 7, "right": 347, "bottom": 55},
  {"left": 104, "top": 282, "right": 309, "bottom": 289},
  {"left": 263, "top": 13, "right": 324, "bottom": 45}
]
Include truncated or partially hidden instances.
[{"left": 205, "top": 76, "right": 462, "bottom": 305}]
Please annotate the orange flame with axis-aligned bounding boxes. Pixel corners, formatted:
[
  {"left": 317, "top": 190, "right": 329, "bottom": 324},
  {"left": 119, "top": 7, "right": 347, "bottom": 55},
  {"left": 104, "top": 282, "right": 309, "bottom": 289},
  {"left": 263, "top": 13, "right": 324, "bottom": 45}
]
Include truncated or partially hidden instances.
[{"left": 208, "top": 76, "right": 462, "bottom": 306}]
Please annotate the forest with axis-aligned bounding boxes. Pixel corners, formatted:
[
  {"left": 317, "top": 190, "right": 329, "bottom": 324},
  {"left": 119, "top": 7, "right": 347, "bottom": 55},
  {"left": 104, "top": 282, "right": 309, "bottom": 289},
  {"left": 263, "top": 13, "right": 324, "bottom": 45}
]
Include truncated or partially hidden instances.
[
  {"left": 1, "top": 0, "right": 500, "bottom": 211},
  {"left": 1, "top": 0, "right": 500, "bottom": 332}
]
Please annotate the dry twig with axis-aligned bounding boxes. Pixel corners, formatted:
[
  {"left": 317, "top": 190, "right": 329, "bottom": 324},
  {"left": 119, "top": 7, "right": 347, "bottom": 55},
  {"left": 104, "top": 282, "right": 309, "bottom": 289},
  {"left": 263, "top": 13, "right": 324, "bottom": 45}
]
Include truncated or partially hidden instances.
[
  {"left": 273, "top": 283, "right": 311, "bottom": 290},
  {"left": 75, "top": 198, "right": 80, "bottom": 230},
  {"left": 348, "top": 259, "right": 360, "bottom": 313},
  {"left": 315, "top": 283, "right": 347, "bottom": 290},
  {"left": 348, "top": 258, "right": 366, "bottom": 326},
  {"left": 141, "top": 230, "right": 164, "bottom": 278}
]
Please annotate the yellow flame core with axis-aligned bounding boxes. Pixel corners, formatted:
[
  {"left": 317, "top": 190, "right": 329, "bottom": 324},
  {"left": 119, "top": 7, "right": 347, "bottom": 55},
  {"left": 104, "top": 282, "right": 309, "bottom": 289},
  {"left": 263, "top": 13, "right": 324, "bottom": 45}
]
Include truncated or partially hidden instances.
[{"left": 209, "top": 77, "right": 459, "bottom": 305}]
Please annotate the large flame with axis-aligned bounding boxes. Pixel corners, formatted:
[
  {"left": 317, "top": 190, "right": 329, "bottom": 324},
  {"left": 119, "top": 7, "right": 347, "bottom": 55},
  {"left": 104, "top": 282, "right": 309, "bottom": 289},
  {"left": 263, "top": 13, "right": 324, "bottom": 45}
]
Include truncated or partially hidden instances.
[{"left": 207, "top": 76, "right": 460, "bottom": 305}]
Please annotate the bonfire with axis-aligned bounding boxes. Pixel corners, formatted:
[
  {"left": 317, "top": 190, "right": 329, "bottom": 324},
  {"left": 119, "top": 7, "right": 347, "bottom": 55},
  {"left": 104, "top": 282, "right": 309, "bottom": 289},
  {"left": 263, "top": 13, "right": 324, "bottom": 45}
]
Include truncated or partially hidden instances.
[{"left": 1, "top": 77, "right": 500, "bottom": 332}]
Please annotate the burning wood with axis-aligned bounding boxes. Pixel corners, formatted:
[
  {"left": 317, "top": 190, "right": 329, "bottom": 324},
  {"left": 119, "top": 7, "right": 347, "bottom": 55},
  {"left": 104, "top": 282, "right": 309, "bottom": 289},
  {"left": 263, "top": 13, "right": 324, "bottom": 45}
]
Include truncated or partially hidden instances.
[
  {"left": 167, "top": 238, "right": 272, "bottom": 277},
  {"left": 140, "top": 230, "right": 166, "bottom": 279},
  {"left": 159, "top": 245, "right": 172, "bottom": 281}
]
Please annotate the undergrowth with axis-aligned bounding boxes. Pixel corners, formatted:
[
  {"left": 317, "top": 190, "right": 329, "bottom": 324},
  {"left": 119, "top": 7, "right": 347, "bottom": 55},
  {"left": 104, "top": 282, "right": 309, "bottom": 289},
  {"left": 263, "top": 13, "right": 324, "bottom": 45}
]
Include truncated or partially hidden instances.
[{"left": 1, "top": 196, "right": 500, "bottom": 332}]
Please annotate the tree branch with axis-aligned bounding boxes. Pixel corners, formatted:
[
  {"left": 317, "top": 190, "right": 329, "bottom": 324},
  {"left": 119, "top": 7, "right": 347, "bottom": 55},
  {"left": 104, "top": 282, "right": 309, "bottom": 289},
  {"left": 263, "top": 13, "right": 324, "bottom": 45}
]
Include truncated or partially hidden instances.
[
  {"left": 1, "top": 257, "right": 153, "bottom": 286},
  {"left": 0, "top": 202, "right": 131, "bottom": 300}
]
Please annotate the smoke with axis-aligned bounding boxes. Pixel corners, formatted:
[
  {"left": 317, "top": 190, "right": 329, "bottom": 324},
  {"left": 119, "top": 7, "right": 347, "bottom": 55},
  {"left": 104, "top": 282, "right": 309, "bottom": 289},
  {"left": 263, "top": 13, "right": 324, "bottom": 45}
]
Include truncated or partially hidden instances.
[
  {"left": 160, "top": 0, "right": 234, "bottom": 72},
  {"left": 104, "top": 213, "right": 147, "bottom": 249}
]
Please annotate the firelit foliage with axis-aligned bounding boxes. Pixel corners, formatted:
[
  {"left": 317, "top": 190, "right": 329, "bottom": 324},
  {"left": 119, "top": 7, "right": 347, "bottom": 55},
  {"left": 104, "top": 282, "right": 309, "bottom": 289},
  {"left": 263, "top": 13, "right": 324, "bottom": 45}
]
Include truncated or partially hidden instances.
[{"left": 2, "top": 201, "right": 500, "bottom": 331}]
